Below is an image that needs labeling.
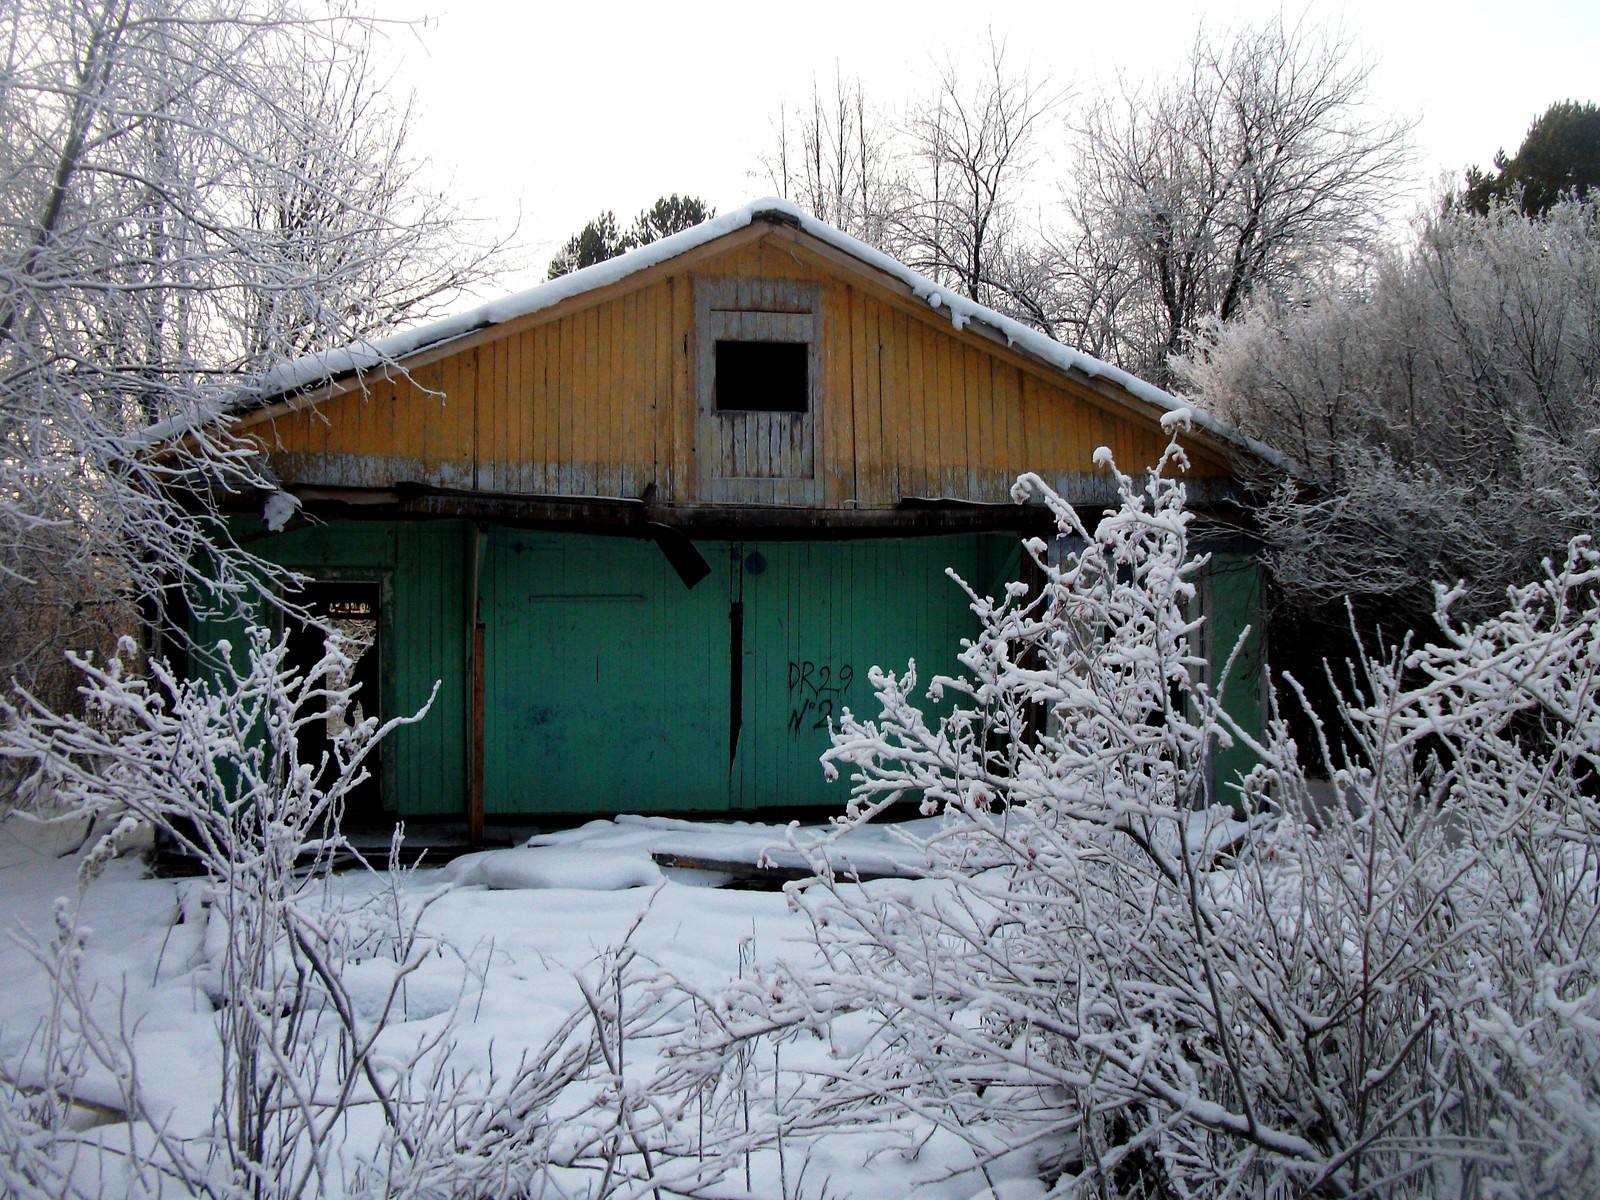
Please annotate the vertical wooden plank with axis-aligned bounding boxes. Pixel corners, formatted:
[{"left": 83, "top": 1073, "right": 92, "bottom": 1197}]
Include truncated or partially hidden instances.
[
  {"left": 467, "top": 345, "right": 480, "bottom": 489},
  {"left": 1044, "top": 378, "right": 1068, "bottom": 471},
  {"left": 480, "top": 341, "right": 496, "bottom": 492},
  {"left": 414, "top": 362, "right": 436, "bottom": 474},
  {"left": 933, "top": 320, "right": 954, "bottom": 494},
  {"left": 469, "top": 524, "right": 485, "bottom": 844},
  {"left": 590, "top": 301, "right": 609, "bottom": 493},
  {"left": 492, "top": 340, "right": 505, "bottom": 489},
  {"left": 997, "top": 360, "right": 1022, "bottom": 478},
  {"left": 518, "top": 331, "right": 534, "bottom": 491},
  {"left": 573, "top": 309, "right": 590, "bottom": 487},
  {"left": 848, "top": 287, "right": 868, "bottom": 505},
  {"left": 877, "top": 307, "right": 897, "bottom": 503},
  {"left": 643, "top": 285, "right": 660, "bottom": 494},
  {"left": 1052, "top": 378, "right": 1074, "bottom": 473},
  {"left": 1018, "top": 372, "right": 1035, "bottom": 482},
  {"left": 465, "top": 346, "right": 480, "bottom": 490},
  {"left": 514, "top": 330, "right": 533, "bottom": 492},
  {"left": 1018, "top": 367, "right": 1036, "bottom": 476},
  {"left": 906, "top": 315, "right": 927, "bottom": 498},
  {"left": 616, "top": 292, "right": 635, "bottom": 497},
  {"left": 626, "top": 290, "right": 643, "bottom": 493},
  {"left": 887, "top": 306, "right": 907, "bottom": 503},
  {"left": 523, "top": 325, "right": 536, "bottom": 488},
  {"left": 461, "top": 350, "right": 480, "bottom": 488},
  {"left": 655, "top": 282, "right": 673, "bottom": 497},
  {"left": 672, "top": 275, "right": 695, "bottom": 501},
  {"left": 947, "top": 333, "right": 969, "bottom": 494},
  {"left": 528, "top": 325, "right": 547, "bottom": 492},
  {"left": 928, "top": 322, "right": 946, "bottom": 494},
  {"left": 332, "top": 390, "right": 358, "bottom": 460},
  {"left": 436, "top": 355, "right": 456, "bottom": 481},
  {"left": 411, "top": 370, "right": 435, "bottom": 469},
  {"left": 822, "top": 285, "right": 848, "bottom": 506},
  {"left": 541, "top": 322, "right": 558, "bottom": 491},
  {"left": 559, "top": 313, "right": 577, "bottom": 494},
  {"left": 579, "top": 305, "right": 600, "bottom": 492},
  {"left": 867, "top": 298, "right": 888, "bottom": 507},
  {"left": 965, "top": 346, "right": 987, "bottom": 496},
  {"left": 603, "top": 299, "right": 622, "bottom": 491},
  {"left": 482, "top": 339, "right": 499, "bottom": 492},
  {"left": 1036, "top": 378, "right": 1065, "bottom": 475},
  {"left": 395, "top": 373, "right": 418, "bottom": 468}
]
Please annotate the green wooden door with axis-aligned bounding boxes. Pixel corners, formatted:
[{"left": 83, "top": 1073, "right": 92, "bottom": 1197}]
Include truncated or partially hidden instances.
[
  {"left": 479, "top": 531, "right": 1008, "bottom": 815},
  {"left": 1204, "top": 550, "right": 1266, "bottom": 801},
  {"left": 481, "top": 531, "right": 731, "bottom": 814},
  {"left": 730, "top": 536, "right": 1012, "bottom": 809}
]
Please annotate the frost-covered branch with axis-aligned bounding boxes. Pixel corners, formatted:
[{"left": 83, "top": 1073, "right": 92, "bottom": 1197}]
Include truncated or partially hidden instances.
[{"left": 679, "top": 447, "right": 1600, "bottom": 1198}]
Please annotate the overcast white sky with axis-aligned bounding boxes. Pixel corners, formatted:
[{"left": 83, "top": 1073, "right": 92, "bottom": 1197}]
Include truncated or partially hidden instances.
[{"left": 378, "top": 0, "right": 1600, "bottom": 292}]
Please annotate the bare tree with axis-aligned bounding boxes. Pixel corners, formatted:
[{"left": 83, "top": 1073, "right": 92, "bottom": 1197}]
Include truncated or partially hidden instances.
[
  {"left": 233, "top": 16, "right": 493, "bottom": 366},
  {"left": 0, "top": 0, "right": 500, "bottom": 700},
  {"left": 1065, "top": 15, "right": 1412, "bottom": 382},
  {"left": 761, "top": 68, "right": 906, "bottom": 247},
  {"left": 896, "top": 37, "right": 1060, "bottom": 309}
]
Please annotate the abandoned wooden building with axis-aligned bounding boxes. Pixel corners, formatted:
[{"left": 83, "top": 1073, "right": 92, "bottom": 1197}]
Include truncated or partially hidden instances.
[{"left": 193, "top": 200, "right": 1277, "bottom": 837}]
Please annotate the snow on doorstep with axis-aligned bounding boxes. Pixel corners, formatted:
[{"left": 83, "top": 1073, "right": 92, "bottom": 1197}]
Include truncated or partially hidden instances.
[
  {"left": 525, "top": 813, "right": 947, "bottom": 879},
  {"left": 431, "top": 814, "right": 947, "bottom": 893},
  {"left": 440, "top": 844, "right": 663, "bottom": 890}
]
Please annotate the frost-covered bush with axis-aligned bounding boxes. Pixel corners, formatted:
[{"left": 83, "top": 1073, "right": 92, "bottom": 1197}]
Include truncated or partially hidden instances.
[
  {"left": 1178, "top": 196, "right": 1600, "bottom": 626},
  {"left": 688, "top": 446, "right": 1600, "bottom": 1198},
  {"left": 0, "top": 634, "right": 703, "bottom": 1199}
]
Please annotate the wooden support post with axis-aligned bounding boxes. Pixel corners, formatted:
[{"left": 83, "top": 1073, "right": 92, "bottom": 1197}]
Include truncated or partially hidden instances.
[
  {"left": 471, "top": 623, "right": 485, "bottom": 844},
  {"left": 467, "top": 524, "right": 486, "bottom": 845}
]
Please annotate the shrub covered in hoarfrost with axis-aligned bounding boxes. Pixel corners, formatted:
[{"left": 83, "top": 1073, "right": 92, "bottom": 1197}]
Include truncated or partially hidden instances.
[
  {"left": 0, "top": 633, "right": 709, "bottom": 1199},
  {"left": 686, "top": 443, "right": 1600, "bottom": 1199}
]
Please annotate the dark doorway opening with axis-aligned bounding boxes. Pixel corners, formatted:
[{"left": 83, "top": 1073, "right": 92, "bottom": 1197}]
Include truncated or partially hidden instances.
[{"left": 285, "top": 580, "right": 384, "bottom": 827}]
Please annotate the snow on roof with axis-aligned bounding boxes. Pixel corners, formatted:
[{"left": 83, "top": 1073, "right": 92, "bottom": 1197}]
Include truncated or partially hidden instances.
[{"left": 238, "top": 198, "right": 1289, "bottom": 472}]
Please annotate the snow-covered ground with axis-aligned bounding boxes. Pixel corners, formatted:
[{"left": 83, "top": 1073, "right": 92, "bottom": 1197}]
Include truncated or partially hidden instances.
[{"left": 0, "top": 812, "right": 1040, "bottom": 1199}]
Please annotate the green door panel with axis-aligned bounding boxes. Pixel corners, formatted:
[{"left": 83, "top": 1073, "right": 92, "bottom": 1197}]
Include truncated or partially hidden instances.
[
  {"left": 481, "top": 531, "right": 731, "bottom": 814},
  {"left": 198, "top": 521, "right": 1022, "bottom": 819},
  {"left": 1205, "top": 551, "right": 1266, "bottom": 801},
  {"left": 388, "top": 523, "right": 469, "bottom": 817},
  {"left": 731, "top": 536, "right": 1006, "bottom": 809}
]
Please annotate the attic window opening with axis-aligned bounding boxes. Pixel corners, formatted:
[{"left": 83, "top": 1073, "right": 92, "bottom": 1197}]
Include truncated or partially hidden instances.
[{"left": 714, "top": 340, "right": 808, "bottom": 413}]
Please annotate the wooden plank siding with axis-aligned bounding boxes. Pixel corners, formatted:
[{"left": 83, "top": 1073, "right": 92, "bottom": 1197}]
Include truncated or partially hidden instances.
[{"left": 245, "top": 227, "right": 1236, "bottom": 510}]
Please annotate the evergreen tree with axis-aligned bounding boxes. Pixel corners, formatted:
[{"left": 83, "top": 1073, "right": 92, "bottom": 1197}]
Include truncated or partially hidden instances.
[
  {"left": 1463, "top": 100, "right": 1600, "bottom": 215},
  {"left": 547, "top": 195, "right": 714, "bottom": 278},
  {"left": 630, "top": 194, "right": 714, "bottom": 246},
  {"left": 546, "top": 210, "right": 630, "bottom": 278}
]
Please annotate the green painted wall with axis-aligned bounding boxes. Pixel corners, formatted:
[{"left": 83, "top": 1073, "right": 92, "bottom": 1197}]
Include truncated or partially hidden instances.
[
  {"left": 390, "top": 524, "right": 469, "bottom": 817},
  {"left": 1205, "top": 550, "right": 1266, "bottom": 801},
  {"left": 193, "top": 520, "right": 1263, "bottom": 819},
  {"left": 729, "top": 537, "right": 1009, "bottom": 809}
]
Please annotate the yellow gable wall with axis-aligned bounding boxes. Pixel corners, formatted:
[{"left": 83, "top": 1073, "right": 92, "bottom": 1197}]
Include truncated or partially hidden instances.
[{"left": 246, "top": 228, "right": 1233, "bottom": 506}]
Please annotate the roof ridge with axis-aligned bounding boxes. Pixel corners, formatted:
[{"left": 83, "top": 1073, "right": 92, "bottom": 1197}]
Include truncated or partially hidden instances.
[{"left": 200, "top": 197, "right": 1291, "bottom": 475}]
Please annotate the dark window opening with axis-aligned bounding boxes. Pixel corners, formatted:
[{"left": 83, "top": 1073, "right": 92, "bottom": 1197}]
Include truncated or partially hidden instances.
[{"left": 715, "top": 340, "right": 808, "bottom": 412}]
